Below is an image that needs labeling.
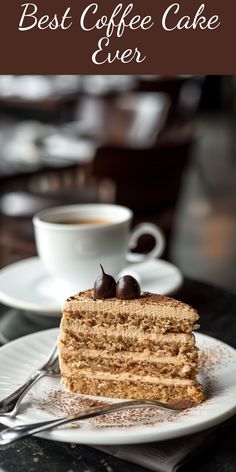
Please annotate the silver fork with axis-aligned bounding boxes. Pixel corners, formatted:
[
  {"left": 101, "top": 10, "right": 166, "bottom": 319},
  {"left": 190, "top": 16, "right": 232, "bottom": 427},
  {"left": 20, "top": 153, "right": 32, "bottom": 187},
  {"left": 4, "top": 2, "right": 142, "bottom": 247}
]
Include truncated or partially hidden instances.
[
  {"left": 0, "top": 399, "right": 190, "bottom": 446},
  {"left": 0, "top": 344, "right": 59, "bottom": 417}
]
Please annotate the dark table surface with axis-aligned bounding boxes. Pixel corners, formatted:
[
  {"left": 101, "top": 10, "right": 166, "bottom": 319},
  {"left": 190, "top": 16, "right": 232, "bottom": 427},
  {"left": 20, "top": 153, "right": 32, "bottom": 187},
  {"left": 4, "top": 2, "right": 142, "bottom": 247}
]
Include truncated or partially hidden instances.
[{"left": 0, "top": 278, "right": 236, "bottom": 472}]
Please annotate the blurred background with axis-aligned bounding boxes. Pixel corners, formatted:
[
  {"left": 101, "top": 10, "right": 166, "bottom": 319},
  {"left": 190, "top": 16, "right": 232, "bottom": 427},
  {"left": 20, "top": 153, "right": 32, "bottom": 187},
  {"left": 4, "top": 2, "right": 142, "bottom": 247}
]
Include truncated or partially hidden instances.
[{"left": 0, "top": 75, "right": 235, "bottom": 293}]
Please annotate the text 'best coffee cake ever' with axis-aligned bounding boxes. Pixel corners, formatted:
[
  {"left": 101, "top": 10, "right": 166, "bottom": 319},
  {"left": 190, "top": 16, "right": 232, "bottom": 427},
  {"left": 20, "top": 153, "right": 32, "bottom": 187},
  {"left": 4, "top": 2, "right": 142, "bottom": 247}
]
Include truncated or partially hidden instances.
[{"left": 58, "top": 268, "right": 205, "bottom": 405}]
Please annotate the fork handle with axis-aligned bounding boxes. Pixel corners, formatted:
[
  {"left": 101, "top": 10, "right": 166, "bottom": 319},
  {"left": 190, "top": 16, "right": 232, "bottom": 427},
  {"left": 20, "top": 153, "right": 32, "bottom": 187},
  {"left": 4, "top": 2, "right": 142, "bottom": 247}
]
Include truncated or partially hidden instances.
[
  {"left": 0, "top": 400, "right": 163, "bottom": 445},
  {"left": 0, "top": 371, "right": 45, "bottom": 416}
]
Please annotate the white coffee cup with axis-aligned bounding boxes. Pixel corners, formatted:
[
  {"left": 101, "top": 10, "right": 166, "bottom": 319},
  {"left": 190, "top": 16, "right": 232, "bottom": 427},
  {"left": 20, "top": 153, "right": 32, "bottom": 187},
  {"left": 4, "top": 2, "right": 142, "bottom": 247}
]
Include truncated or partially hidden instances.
[{"left": 33, "top": 204, "right": 165, "bottom": 291}]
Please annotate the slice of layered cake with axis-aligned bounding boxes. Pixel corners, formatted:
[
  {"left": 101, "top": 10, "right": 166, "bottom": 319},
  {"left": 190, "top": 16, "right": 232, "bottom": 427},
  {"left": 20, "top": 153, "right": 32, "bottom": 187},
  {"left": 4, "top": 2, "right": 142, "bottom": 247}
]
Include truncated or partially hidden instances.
[{"left": 58, "top": 272, "right": 205, "bottom": 404}]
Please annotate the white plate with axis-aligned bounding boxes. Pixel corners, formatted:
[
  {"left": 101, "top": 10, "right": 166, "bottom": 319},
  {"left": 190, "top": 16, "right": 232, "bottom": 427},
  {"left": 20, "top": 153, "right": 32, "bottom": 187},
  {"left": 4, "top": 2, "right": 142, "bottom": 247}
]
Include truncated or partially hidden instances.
[
  {"left": 0, "top": 329, "right": 236, "bottom": 445},
  {"left": 0, "top": 257, "right": 183, "bottom": 315}
]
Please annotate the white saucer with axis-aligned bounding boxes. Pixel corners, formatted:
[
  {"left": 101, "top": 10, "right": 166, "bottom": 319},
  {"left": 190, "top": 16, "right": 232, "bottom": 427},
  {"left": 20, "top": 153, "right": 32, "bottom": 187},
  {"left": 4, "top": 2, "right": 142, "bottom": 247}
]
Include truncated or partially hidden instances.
[
  {"left": 0, "top": 329, "right": 236, "bottom": 445},
  {"left": 0, "top": 257, "right": 183, "bottom": 316}
]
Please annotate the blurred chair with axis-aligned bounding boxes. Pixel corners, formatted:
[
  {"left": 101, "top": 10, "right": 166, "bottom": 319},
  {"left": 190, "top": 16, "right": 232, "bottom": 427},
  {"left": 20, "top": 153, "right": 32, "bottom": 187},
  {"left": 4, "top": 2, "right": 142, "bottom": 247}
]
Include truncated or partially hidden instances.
[
  {"left": 108, "top": 92, "right": 170, "bottom": 148},
  {"left": 91, "top": 134, "right": 194, "bottom": 257},
  {"left": 75, "top": 92, "right": 170, "bottom": 147},
  {"left": 135, "top": 76, "right": 204, "bottom": 126}
]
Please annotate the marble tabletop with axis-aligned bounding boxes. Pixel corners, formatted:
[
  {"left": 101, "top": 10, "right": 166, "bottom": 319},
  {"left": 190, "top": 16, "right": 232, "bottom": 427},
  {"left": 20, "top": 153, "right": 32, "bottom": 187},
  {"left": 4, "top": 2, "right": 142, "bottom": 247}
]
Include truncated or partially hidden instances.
[{"left": 0, "top": 278, "right": 236, "bottom": 472}]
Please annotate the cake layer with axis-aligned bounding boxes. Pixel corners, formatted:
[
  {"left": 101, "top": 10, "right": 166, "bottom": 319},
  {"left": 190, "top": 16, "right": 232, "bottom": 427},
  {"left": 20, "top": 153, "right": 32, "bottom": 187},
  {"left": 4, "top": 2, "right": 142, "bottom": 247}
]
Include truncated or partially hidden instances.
[
  {"left": 59, "top": 327, "right": 197, "bottom": 357},
  {"left": 63, "top": 290, "right": 199, "bottom": 334},
  {"left": 62, "top": 309, "right": 199, "bottom": 334},
  {"left": 59, "top": 346, "right": 197, "bottom": 379},
  {"left": 61, "top": 374, "right": 205, "bottom": 404},
  {"left": 61, "top": 370, "right": 197, "bottom": 385}
]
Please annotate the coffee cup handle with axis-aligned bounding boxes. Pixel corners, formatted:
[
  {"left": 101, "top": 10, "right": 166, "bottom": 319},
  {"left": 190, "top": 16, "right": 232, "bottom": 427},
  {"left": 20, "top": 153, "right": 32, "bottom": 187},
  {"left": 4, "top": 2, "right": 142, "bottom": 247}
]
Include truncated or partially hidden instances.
[{"left": 126, "top": 223, "right": 165, "bottom": 263}]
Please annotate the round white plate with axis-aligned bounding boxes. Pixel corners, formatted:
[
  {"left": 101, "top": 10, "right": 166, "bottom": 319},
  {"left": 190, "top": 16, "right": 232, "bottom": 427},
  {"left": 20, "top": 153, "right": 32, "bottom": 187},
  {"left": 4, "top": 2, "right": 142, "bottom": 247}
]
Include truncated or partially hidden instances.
[
  {"left": 0, "top": 329, "right": 236, "bottom": 445},
  {"left": 0, "top": 257, "right": 183, "bottom": 315}
]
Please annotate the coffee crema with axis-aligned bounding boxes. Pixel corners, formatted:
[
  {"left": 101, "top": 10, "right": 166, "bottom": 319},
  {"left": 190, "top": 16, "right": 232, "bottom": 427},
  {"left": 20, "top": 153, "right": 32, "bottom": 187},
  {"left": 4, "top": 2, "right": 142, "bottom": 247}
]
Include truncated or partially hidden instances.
[{"left": 54, "top": 219, "right": 113, "bottom": 225}]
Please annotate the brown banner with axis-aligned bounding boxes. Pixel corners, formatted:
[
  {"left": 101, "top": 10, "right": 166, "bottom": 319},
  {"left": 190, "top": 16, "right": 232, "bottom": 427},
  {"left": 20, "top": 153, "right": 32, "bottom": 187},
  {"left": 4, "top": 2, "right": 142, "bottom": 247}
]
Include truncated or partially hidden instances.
[{"left": 0, "top": 0, "right": 235, "bottom": 73}]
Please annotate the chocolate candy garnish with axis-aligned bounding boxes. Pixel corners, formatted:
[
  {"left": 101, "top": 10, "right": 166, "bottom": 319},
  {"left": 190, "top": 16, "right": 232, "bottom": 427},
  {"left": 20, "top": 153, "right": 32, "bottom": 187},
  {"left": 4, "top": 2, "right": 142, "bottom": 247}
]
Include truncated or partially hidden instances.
[
  {"left": 116, "top": 275, "right": 141, "bottom": 300},
  {"left": 94, "top": 264, "right": 116, "bottom": 299}
]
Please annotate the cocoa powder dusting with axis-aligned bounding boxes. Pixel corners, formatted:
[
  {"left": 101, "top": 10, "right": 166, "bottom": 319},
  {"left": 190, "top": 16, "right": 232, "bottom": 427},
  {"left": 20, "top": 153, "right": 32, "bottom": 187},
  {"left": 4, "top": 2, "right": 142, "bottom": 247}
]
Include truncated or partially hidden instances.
[{"left": 30, "top": 390, "right": 177, "bottom": 429}]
